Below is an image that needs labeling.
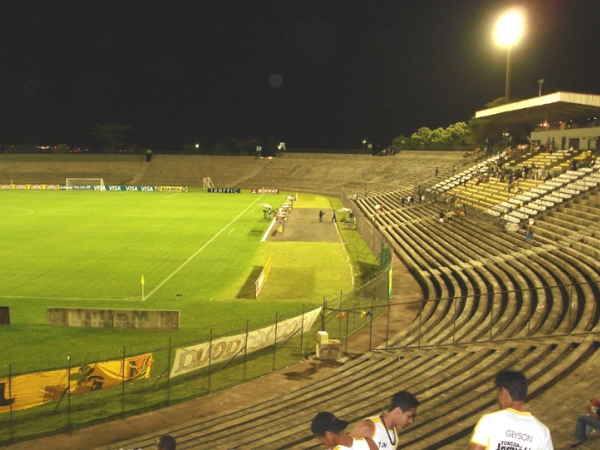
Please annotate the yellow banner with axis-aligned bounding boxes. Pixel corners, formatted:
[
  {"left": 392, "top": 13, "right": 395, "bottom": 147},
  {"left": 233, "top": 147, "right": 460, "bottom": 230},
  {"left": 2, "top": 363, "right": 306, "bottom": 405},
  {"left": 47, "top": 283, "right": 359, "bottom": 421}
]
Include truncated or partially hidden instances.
[{"left": 0, "top": 353, "right": 153, "bottom": 414}]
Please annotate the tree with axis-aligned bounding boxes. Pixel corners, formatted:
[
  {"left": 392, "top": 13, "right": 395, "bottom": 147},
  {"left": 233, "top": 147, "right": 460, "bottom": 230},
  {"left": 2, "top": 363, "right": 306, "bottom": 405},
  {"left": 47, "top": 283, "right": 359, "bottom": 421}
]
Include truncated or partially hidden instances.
[
  {"left": 210, "top": 142, "right": 229, "bottom": 153},
  {"left": 410, "top": 127, "right": 432, "bottom": 147},
  {"left": 467, "top": 97, "right": 528, "bottom": 147},
  {"left": 231, "top": 137, "right": 260, "bottom": 155},
  {"left": 92, "top": 123, "right": 133, "bottom": 152},
  {"left": 55, "top": 143, "right": 70, "bottom": 154},
  {"left": 391, "top": 135, "right": 410, "bottom": 149}
]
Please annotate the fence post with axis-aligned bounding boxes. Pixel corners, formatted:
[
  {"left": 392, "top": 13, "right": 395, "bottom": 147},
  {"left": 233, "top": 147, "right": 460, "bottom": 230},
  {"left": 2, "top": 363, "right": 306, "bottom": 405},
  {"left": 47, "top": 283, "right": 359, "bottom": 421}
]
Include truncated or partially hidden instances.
[
  {"left": 208, "top": 329, "right": 213, "bottom": 393},
  {"left": 385, "top": 301, "right": 391, "bottom": 351},
  {"left": 339, "top": 290, "right": 343, "bottom": 340},
  {"left": 369, "top": 297, "right": 374, "bottom": 351},
  {"left": 300, "top": 304, "right": 305, "bottom": 358},
  {"left": 345, "top": 307, "right": 349, "bottom": 354},
  {"left": 67, "top": 356, "right": 72, "bottom": 430},
  {"left": 8, "top": 364, "right": 14, "bottom": 441},
  {"left": 322, "top": 297, "right": 326, "bottom": 331},
  {"left": 273, "top": 312, "right": 278, "bottom": 371},
  {"left": 167, "top": 338, "right": 172, "bottom": 406},
  {"left": 121, "top": 347, "right": 126, "bottom": 418},
  {"left": 244, "top": 320, "right": 249, "bottom": 381}
]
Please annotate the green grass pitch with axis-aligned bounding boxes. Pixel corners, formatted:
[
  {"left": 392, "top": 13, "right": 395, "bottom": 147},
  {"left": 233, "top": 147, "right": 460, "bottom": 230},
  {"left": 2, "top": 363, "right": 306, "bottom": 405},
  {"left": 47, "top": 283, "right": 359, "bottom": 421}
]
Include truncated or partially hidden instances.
[{"left": 0, "top": 189, "right": 352, "bottom": 373}]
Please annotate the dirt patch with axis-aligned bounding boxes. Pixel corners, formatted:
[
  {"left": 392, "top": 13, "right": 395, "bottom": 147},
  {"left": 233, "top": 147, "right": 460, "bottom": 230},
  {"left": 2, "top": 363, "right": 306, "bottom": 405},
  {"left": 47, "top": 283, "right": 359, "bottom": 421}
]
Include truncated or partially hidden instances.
[{"left": 267, "top": 208, "right": 339, "bottom": 243}]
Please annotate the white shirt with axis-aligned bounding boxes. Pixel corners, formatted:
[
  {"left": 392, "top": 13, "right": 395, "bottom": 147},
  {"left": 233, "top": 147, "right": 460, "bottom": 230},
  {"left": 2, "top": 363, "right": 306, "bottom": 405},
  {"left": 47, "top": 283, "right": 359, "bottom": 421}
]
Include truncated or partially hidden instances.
[{"left": 471, "top": 408, "right": 553, "bottom": 450}]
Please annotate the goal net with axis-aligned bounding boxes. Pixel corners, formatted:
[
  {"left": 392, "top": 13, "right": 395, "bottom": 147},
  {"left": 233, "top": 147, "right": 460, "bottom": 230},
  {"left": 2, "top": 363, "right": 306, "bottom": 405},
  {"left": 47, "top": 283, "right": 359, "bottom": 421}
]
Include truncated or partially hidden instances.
[
  {"left": 203, "top": 177, "right": 215, "bottom": 189},
  {"left": 65, "top": 178, "right": 105, "bottom": 188}
]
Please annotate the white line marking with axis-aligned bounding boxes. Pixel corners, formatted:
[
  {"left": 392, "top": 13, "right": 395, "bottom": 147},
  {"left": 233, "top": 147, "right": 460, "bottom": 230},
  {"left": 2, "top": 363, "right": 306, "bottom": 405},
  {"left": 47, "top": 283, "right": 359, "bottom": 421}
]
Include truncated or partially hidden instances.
[
  {"left": 165, "top": 193, "right": 181, "bottom": 199},
  {"left": 228, "top": 228, "right": 235, "bottom": 235},
  {"left": 143, "top": 195, "right": 263, "bottom": 300}
]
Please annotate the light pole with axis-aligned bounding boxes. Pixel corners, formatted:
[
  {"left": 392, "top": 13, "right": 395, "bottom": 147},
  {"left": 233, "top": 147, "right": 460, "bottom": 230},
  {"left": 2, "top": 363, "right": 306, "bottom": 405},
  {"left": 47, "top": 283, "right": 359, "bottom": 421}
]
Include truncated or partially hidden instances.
[
  {"left": 362, "top": 140, "right": 366, "bottom": 150},
  {"left": 537, "top": 78, "right": 544, "bottom": 97},
  {"left": 495, "top": 9, "right": 524, "bottom": 99}
]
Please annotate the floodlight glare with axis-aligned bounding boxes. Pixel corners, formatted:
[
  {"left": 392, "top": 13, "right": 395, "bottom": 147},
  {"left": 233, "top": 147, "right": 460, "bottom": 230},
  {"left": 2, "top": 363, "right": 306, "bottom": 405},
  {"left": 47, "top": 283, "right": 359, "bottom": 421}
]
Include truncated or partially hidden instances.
[
  {"left": 495, "top": 10, "right": 524, "bottom": 47},
  {"left": 495, "top": 8, "right": 525, "bottom": 99}
]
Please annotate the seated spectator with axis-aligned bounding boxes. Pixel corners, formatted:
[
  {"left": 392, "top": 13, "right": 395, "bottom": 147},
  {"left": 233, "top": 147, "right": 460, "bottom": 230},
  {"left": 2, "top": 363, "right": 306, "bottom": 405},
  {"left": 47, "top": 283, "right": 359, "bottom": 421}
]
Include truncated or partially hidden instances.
[
  {"left": 156, "top": 435, "right": 176, "bottom": 450},
  {"left": 571, "top": 398, "right": 600, "bottom": 447},
  {"left": 311, "top": 412, "right": 377, "bottom": 450}
]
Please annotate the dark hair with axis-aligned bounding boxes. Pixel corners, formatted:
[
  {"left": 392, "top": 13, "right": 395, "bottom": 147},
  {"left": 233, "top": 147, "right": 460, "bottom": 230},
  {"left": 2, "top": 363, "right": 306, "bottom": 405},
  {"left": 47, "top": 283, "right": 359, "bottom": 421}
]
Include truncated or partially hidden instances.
[
  {"left": 157, "top": 435, "right": 177, "bottom": 450},
  {"left": 311, "top": 412, "right": 349, "bottom": 436},
  {"left": 388, "top": 391, "right": 419, "bottom": 412},
  {"left": 495, "top": 370, "right": 528, "bottom": 401}
]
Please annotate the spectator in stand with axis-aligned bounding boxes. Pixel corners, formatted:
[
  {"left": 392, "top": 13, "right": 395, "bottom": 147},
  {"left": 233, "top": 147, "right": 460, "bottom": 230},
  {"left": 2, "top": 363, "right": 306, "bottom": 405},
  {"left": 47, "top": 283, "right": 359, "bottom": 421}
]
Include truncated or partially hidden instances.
[
  {"left": 439, "top": 211, "right": 445, "bottom": 225},
  {"left": 400, "top": 196, "right": 405, "bottom": 207},
  {"left": 525, "top": 228, "right": 533, "bottom": 245},
  {"left": 571, "top": 398, "right": 600, "bottom": 447},
  {"left": 537, "top": 166, "right": 544, "bottom": 180},
  {"left": 407, "top": 195, "right": 413, "bottom": 206},
  {"left": 156, "top": 435, "right": 176, "bottom": 450},
  {"left": 435, "top": 167, "right": 439, "bottom": 177}
]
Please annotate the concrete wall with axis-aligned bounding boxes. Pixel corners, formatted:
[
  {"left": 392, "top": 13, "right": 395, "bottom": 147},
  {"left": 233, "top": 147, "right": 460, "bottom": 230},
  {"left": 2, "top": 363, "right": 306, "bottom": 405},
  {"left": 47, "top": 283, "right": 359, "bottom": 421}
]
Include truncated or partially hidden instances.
[{"left": 531, "top": 126, "right": 600, "bottom": 150}]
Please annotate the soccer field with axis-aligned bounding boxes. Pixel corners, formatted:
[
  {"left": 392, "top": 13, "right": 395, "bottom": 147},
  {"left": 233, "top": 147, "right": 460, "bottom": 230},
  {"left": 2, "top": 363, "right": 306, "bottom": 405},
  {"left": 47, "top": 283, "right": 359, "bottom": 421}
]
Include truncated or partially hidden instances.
[{"left": 0, "top": 189, "right": 352, "bottom": 371}]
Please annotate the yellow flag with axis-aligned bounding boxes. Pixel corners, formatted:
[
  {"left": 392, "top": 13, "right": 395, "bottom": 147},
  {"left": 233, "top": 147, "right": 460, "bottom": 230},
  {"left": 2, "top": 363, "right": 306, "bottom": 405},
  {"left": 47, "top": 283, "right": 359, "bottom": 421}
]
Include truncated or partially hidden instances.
[{"left": 141, "top": 275, "right": 145, "bottom": 285}]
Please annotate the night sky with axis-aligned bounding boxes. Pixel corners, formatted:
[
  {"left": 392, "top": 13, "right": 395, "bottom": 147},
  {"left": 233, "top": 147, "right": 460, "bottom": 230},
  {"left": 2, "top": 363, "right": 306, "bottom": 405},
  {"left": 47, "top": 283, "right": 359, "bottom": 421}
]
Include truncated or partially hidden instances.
[{"left": 2, "top": 0, "right": 600, "bottom": 150}]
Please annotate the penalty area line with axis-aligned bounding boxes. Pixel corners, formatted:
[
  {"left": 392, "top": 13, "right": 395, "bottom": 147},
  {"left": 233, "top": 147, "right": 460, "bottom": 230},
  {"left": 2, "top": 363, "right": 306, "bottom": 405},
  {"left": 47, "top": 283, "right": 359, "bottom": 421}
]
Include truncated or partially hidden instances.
[{"left": 143, "top": 194, "right": 264, "bottom": 301}]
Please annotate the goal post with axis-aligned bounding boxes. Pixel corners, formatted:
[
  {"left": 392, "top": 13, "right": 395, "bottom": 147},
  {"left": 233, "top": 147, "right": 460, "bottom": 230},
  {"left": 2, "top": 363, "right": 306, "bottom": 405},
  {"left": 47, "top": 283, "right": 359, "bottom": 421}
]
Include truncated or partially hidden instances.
[
  {"left": 65, "top": 178, "right": 105, "bottom": 188},
  {"left": 203, "top": 177, "right": 215, "bottom": 189}
]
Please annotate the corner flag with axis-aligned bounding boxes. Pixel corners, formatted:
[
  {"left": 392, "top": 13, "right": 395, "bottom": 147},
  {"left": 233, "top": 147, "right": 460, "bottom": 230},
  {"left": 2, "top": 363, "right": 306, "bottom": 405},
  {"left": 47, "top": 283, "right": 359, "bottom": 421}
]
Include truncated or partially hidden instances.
[{"left": 141, "top": 275, "right": 145, "bottom": 285}]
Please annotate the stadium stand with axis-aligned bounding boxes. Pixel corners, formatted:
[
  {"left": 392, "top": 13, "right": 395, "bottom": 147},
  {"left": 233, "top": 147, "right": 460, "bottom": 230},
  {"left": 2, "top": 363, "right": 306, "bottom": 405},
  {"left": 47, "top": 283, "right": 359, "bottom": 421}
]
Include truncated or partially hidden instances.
[{"left": 6, "top": 149, "right": 600, "bottom": 449}]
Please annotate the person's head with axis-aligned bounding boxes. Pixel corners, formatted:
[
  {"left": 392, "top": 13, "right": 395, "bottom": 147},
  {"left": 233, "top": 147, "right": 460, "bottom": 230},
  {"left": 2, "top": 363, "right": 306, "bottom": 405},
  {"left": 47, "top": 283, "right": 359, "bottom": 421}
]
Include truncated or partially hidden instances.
[
  {"left": 495, "top": 370, "right": 528, "bottom": 408},
  {"left": 387, "top": 391, "right": 419, "bottom": 428},
  {"left": 311, "top": 411, "right": 349, "bottom": 448},
  {"left": 156, "top": 435, "right": 176, "bottom": 450}
]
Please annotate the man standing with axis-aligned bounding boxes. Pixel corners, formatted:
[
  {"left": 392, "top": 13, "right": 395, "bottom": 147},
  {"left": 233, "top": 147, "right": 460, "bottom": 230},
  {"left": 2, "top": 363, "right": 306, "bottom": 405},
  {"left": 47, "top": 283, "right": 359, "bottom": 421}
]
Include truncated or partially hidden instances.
[
  {"left": 470, "top": 370, "right": 553, "bottom": 450},
  {"left": 312, "top": 411, "right": 378, "bottom": 450},
  {"left": 350, "top": 391, "right": 418, "bottom": 450},
  {"left": 319, "top": 210, "right": 325, "bottom": 223},
  {"left": 332, "top": 210, "right": 337, "bottom": 223}
]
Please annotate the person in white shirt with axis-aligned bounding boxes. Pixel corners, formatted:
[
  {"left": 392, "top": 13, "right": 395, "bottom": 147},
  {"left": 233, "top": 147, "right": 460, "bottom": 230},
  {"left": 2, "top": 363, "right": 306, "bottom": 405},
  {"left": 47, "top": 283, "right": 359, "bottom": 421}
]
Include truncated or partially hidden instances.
[
  {"left": 350, "top": 390, "right": 418, "bottom": 450},
  {"left": 470, "top": 370, "right": 553, "bottom": 450}
]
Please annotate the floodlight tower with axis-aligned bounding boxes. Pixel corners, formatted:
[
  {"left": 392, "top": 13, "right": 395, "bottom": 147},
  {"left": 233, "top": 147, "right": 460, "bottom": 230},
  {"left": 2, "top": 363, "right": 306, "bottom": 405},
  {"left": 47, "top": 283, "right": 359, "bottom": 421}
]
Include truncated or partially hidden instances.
[{"left": 495, "top": 9, "right": 525, "bottom": 99}]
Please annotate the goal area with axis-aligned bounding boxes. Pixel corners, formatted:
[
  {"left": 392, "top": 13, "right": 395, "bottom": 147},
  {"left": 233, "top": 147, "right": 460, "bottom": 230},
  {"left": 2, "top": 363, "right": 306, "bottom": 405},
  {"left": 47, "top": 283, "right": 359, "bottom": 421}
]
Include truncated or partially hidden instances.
[{"left": 65, "top": 178, "right": 105, "bottom": 188}]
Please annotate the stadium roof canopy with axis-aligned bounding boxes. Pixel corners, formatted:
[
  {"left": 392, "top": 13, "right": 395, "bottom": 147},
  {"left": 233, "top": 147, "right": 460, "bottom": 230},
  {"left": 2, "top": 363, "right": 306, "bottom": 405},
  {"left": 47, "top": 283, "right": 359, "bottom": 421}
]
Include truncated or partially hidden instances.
[{"left": 474, "top": 92, "right": 600, "bottom": 125}]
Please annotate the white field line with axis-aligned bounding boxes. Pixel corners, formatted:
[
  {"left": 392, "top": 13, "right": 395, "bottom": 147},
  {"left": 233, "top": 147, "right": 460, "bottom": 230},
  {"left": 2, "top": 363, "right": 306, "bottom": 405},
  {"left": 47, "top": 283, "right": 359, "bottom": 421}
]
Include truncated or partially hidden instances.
[
  {"left": 0, "top": 195, "right": 263, "bottom": 303},
  {"left": 143, "top": 194, "right": 263, "bottom": 300},
  {"left": 228, "top": 228, "right": 235, "bottom": 235},
  {"left": 165, "top": 193, "right": 181, "bottom": 199}
]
